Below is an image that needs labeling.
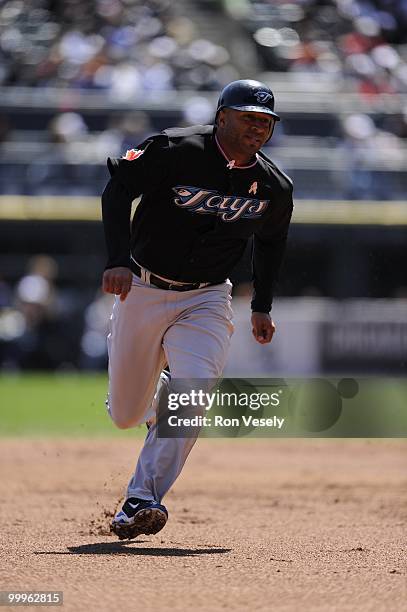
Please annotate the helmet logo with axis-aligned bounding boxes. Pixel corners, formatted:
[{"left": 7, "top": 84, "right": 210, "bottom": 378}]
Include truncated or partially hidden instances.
[{"left": 254, "top": 91, "right": 273, "bottom": 104}]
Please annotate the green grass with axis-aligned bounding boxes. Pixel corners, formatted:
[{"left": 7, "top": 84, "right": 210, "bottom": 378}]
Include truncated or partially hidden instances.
[
  {"left": 1, "top": 374, "right": 406, "bottom": 438},
  {"left": 0, "top": 373, "right": 145, "bottom": 437}
]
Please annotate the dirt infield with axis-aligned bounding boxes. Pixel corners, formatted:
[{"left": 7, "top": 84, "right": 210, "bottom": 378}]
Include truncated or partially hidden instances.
[{"left": 0, "top": 439, "right": 405, "bottom": 611}]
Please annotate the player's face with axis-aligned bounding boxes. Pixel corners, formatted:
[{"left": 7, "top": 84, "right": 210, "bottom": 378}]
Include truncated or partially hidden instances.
[{"left": 218, "top": 109, "right": 275, "bottom": 156}]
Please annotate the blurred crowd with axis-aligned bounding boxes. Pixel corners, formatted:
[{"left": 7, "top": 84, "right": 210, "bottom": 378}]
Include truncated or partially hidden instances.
[
  {"left": 0, "top": 0, "right": 237, "bottom": 93},
  {"left": 1, "top": 0, "right": 406, "bottom": 97},
  {"left": 245, "top": 0, "right": 407, "bottom": 96},
  {"left": 0, "top": 0, "right": 405, "bottom": 201}
]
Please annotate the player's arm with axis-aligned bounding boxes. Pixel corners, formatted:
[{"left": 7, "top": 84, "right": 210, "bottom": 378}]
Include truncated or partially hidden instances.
[
  {"left": 251, "top": 185, "right": 293, "bottom": 343},
  {"left": 101, "top": 137, "right": 169, "bottom": 301},
  {"left": 101, "top": 178, "right": 133, "bottom": 302},
  {"left": 101, "top": 170, "right": 135, "bottom": 302}
]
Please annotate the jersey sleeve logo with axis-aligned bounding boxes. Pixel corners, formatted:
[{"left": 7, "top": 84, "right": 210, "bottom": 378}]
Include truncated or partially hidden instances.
[{"left": 122, "top": 148, "right": 145, "bottom": 161}]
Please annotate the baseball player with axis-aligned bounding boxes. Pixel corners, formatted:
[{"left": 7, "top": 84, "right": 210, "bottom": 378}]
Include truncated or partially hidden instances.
[{"left": 101, "top": 79, "right": 293, "bottom": 540}]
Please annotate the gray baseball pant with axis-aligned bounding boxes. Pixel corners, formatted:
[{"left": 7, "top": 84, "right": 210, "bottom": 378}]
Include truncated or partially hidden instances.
[{"left": 106, "top": 274, "right": 234, "bottom": 503}]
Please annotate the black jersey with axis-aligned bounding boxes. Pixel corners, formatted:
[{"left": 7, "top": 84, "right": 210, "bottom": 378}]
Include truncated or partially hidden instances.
[{"left": 102, "top": 124, "right": 293, "bottom": 313}]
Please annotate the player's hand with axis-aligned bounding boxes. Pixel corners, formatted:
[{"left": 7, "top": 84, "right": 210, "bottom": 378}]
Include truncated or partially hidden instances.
[
  {"left": 251, "top": 312, "right": 275, "bottom": 344},
  {"left": 102, "top": 267, "right": 133, "bottom": 302}
]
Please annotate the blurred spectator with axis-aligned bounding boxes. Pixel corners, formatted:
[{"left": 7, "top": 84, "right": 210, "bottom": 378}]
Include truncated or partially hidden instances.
[
  {"left": 79, "top": 290, "right": 114, "bottom": 369},
  {"left": 181, "top": 95, "right": 214, "bottom": 125},
  {"left": 48, "top": 112, "right": 89, "bottom": 144},
  {"left": 341, "top": 113, "right": 378, "bottom": 199},
  {"left": 116, "top": 110, "right": 154, "bottom": 151},
  {"left": 340, "top": 112, "right": 404, "bottom": 199},
  {"left": 0, "top": 256, "right": 81, "bottom": 370}
]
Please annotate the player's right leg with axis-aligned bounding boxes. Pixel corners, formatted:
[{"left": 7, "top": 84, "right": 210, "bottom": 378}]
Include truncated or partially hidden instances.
[
  {"left": 106, "top": 275, "right": 168, "bottom": 429},
  {"left": 107, "top": 275, "right": 172, "bottom": 539}
]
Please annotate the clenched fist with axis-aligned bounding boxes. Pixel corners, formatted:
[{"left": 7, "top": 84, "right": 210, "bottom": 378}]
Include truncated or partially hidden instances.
[
  {"left": 251, "top": 312, "right": 276, "bottom": 344},
  {"left": 103, "top": 266, "right": 133, "bottom": 302}
]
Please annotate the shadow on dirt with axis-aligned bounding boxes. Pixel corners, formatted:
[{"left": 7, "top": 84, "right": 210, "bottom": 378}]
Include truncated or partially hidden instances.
[{"left": 34, "top": 542, "right": 231, "bottom": 556}]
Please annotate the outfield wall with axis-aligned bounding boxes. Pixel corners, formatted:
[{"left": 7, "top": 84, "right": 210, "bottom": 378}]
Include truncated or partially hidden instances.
[{"left": 225, "top": 297, "right": 407, "bottom": 376}]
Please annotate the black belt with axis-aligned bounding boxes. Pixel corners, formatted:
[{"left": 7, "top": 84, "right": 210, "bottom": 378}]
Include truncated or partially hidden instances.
[{"left": 131, "top": 261, "right": 222, "bottom": 292}]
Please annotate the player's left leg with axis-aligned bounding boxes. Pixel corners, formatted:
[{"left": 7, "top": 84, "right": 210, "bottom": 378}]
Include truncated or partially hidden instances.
[{"left": 125, "top": 281, "right": 234, "bottom": 503}]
